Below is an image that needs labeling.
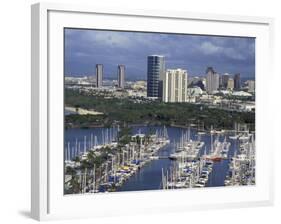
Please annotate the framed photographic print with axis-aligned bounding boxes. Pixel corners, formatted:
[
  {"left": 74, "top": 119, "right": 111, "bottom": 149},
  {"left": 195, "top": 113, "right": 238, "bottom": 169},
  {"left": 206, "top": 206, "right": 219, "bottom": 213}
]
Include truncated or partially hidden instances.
[{"left": 31, "top": 2, "right": 274, "bottom": 221}]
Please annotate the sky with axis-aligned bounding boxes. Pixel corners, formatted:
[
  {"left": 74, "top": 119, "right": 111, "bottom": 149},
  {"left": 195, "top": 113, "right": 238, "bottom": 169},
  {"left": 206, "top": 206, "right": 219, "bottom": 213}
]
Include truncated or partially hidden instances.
[{"left": 64, "top": 28, "right": 255, "bottom": 80}]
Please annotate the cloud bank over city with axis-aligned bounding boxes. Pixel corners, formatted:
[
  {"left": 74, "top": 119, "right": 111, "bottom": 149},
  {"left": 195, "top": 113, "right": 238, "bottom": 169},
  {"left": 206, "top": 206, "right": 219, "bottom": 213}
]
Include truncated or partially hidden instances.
[{"left": 64, "top": 28, "right": 255, "bottom": 79}]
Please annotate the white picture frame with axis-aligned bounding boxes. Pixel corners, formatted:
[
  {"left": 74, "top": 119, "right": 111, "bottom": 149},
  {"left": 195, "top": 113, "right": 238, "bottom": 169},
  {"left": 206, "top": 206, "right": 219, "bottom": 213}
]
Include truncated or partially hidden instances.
[{"left": 31, "top": 2, "right": 274, "bottom": 221}]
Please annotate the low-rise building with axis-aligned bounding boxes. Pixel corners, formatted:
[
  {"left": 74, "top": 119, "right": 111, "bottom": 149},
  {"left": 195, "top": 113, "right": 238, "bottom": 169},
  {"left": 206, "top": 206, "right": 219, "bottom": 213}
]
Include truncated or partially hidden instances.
[{"left": 232, "top": 91, "right": 252, "bottom": 97}]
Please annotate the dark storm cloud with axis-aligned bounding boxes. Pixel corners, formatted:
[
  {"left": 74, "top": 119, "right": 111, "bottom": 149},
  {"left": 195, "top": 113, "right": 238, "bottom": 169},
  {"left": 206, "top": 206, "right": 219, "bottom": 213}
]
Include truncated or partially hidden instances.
[{"left": 64, "top": 29, "right": 255, "bottom": 79}]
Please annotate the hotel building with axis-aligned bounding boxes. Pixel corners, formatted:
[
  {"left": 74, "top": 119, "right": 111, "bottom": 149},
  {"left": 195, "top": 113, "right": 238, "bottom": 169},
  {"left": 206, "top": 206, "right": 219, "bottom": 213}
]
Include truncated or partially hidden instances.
[{"left": 163, "top": 68, "right": 188, "bottom": 103}]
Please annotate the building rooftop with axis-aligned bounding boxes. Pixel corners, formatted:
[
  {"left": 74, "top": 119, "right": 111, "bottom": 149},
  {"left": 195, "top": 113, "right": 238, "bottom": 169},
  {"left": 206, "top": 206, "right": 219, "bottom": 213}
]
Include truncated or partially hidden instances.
[{"left": 148, "top": 55, "right": 165, "bottom": 57}]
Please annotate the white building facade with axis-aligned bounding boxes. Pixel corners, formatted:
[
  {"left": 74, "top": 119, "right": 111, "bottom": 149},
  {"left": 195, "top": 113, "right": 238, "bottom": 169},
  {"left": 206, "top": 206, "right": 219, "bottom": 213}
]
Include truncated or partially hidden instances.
[{"left": 163, "top": 69, "right": 188, "bottom": 103}]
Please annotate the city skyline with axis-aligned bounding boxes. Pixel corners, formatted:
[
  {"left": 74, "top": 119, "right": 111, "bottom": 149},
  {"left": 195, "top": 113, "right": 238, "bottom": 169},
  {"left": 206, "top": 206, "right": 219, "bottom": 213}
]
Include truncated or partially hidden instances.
[{"left": 64, "top": 28, "right": 255, "bottom": 80}]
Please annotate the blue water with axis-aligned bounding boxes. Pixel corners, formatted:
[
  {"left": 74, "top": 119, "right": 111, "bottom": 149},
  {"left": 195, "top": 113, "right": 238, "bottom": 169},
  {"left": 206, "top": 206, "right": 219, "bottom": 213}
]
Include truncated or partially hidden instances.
[
  {"left": 65, "top": 126, "right": 239, "bottom": 190},
  {"left": 65, "top": 127, "right": 118, "bottom": 149}
]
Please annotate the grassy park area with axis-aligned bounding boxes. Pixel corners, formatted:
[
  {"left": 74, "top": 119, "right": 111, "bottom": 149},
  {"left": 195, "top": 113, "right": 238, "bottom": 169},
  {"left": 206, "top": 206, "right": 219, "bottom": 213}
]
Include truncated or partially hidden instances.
[{"left": 65, "top": 89, "right": 255, "bottom": 130}]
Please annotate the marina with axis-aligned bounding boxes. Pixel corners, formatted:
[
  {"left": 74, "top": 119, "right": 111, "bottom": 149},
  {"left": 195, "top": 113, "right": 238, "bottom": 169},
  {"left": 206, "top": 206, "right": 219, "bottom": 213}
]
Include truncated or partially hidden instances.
[
  {"left": 64, "top": 124, "right": 255, "bottom": 194},
  {"left": 63, "top": 27, "right": 256, "bottom": 195},
  {"left": 224, "top": 126, "right": 255, "bottom": 186}
]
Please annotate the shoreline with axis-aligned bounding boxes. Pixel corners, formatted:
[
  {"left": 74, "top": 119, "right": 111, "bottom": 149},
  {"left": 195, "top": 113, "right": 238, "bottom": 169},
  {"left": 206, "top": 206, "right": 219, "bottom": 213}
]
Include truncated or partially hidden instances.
[{"left": 65, "top": 106, "right": 103, "bottom": 115}]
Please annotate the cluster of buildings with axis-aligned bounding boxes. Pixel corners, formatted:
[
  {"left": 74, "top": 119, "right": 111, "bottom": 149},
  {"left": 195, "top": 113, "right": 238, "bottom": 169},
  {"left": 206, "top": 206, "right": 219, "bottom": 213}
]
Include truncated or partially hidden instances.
[
  {"left": 147, "top": 55, "right": 189, "bottom": 103},
  {"left": 95, "top": 64, "right": 125, "bottom": 89},
  {"left": 146, "top": 55, "right": 255, "bottom": 103},
  {"left": 206, "top": 68, "right": 242, "bottom": 93},
  {"left": 65, "top": 54, "right": 255, "bottom": 108}
]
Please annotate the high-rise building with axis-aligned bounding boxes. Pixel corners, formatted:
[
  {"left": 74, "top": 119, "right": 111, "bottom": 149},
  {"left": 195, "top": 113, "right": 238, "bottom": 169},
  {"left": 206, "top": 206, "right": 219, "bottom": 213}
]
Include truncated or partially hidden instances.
[
  {"left": 219, "top": 75, "right": 223, "bottom": 88},
  {"left": 163, "top": 69, "right": 188, "bottom": 103},
  {"left": 147, "top": 55, "right": 165, "bottom": 98},
  {"left": 96, "top": 64, "right": 103, "bottom": 88},
  {"left": 222, "top": 73, "right": 230, "bottom": 89},
  {"left": 248, "top": 80, "right": 255, "bottom": 93},
  {"left": 117, "top": 65, "right": 125, "bottom": 88},
  {"left": 206, "top": 67, "right": 214, "bottom": 93},
  {"left": 206, "top": 67, "right": 219, "bottom": 93},
  {"left": 214, "top": 73, "right": 220, "bottom": 90},
  {"left": 227, "top": 78, "right": 234, "bottom": 90},
  {"left": 234, "top": 73, "right": 241, "bottom": 90}
]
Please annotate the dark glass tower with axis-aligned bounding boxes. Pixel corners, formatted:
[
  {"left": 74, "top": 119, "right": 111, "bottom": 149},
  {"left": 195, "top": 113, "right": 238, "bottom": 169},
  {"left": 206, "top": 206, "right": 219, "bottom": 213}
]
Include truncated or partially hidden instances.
[
  {"left": 234, "top": 73, "right": 241, "bottom": 90},
  {"left": 147, "top": 55, "right": 165, "bottom": 98}
]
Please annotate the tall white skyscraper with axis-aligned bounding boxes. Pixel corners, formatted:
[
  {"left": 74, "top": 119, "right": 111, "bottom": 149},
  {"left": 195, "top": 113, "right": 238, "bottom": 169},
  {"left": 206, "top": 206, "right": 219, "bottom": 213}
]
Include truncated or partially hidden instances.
[
  {"left": 206, "top": 67, "right": 219, "bottom": 93},
  {"left": 118, "top": 65, "right": 125, "bottom": 88},
  {"left": 96, "top": 64, "right": 103, "bottom": 88},
  {"left": 163, "top": 69, "right": 188, "bottom": 103}
]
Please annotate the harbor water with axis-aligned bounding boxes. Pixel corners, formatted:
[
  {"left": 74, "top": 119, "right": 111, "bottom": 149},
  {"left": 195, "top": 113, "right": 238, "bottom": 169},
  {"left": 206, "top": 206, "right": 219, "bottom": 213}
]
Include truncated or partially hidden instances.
[{"left": 65, "top": 126, "right": 239, "bottom": 191}]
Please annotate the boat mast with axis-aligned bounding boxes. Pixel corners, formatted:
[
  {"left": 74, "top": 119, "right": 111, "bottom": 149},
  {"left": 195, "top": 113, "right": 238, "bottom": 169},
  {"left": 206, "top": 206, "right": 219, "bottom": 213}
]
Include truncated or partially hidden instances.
[
  {"left": 84, "top": 136, "right": 87, "bottom": 154},
  {"left": 211, "top": 128, "right": 213, "bottom": 153},
  {"left": 75, "top": 138, "right": 78, "bottom": 158},
  {"left": 162, "top": 168, "right": 165, "bottom": 189},
  {"left": 67, "top": 142, "right": 70, "bottom": 161}
]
